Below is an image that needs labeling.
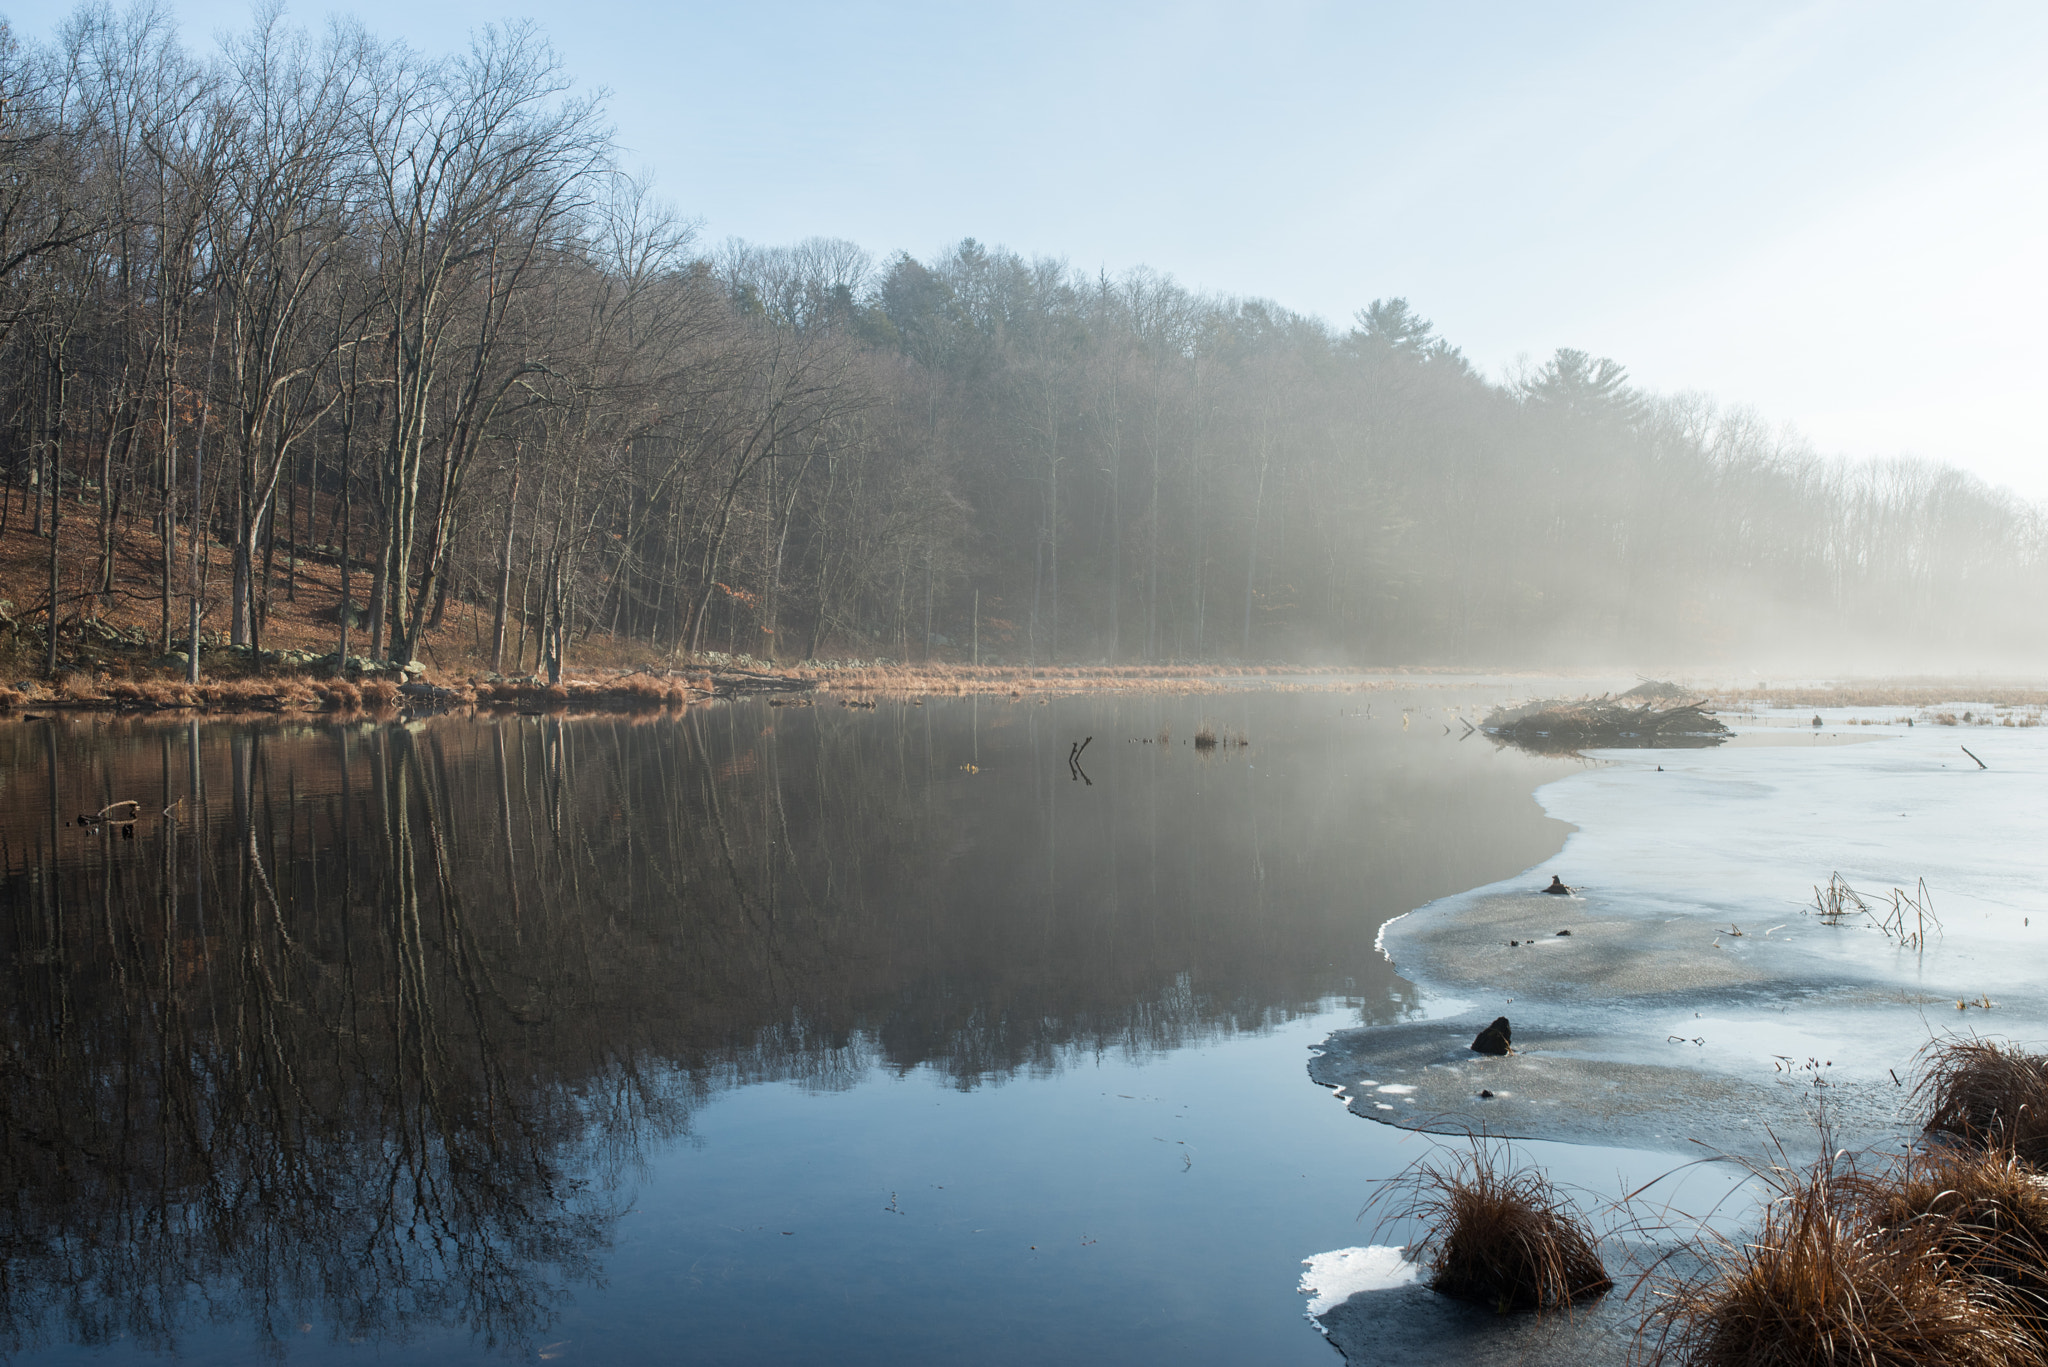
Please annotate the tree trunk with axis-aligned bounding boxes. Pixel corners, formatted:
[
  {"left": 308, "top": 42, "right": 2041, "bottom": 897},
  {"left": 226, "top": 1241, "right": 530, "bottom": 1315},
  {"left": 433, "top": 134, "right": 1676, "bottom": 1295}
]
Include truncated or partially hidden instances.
[
  {"left": 45, "top": 354, "right": 64, "bottom": 678},
  {"left": 491, "top": 462, "right": 520, "bottom": 672}
]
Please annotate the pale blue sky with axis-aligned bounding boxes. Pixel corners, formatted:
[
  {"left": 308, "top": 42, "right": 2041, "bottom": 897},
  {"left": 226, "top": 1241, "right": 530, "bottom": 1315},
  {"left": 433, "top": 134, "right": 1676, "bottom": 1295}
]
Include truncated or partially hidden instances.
[{"left": 11, "top": 1, "right": 2045, "bottom": 496}]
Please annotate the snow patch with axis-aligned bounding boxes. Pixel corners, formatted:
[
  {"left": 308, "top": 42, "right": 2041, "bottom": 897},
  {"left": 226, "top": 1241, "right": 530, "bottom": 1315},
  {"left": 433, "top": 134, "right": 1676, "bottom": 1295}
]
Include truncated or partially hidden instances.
[{"left": 1299, "top": 1245, "right": 1419, "bottom": 1319}]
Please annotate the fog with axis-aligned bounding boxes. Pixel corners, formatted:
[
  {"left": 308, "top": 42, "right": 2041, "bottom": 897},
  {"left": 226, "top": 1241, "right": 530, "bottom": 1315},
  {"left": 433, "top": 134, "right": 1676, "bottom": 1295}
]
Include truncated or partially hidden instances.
[{"left": 0, "top": 5, "right": 2039, "bottom": 674}]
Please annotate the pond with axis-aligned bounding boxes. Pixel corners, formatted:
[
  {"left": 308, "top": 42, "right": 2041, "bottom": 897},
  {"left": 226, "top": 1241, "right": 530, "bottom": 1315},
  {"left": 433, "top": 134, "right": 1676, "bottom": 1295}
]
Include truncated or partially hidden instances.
[{"left": 0, "top": 689, "right": 1580, "bottom": 1365}]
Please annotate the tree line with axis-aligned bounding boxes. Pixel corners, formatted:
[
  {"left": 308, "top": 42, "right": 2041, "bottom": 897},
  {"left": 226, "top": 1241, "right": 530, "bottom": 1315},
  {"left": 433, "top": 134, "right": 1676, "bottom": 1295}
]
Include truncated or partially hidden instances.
[{"left": 1, "top": 4, "right": 2039, "bottom": 677}]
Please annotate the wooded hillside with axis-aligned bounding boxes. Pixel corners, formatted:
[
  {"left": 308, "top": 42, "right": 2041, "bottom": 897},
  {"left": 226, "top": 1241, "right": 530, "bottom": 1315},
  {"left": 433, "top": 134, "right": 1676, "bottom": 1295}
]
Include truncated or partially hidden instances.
[{"left": 0, "top": 6, "right": 2038, "bottom": 677}]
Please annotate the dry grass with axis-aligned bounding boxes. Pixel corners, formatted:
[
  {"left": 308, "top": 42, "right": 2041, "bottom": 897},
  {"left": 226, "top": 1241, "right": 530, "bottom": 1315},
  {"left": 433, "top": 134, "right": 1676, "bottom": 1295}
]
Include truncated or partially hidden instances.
[
  {"left": 356, "top": 678, "right": 400, "bottom": 709},
  {"left": 1919, "top": 1040, "right": 2048, "bottom": 1165},
  {"left": 1708, "top": 683, "right": 2048, "bottom": 711},
  {"left": 1857, "top": 1146, "right": 2048, "bottom": 1349},
  {"left": 313, "top": 679, "right": 361, "bottom": 710},
  {"left": 1646, "top": 1153, "right": 2035, "bottom": 1366},
  {"left": 802, "top": 660, "right": 1457, "bottom": 699},
  {"left": 1374, "top": 1141, "right": 1611, "bottom": 1315}
]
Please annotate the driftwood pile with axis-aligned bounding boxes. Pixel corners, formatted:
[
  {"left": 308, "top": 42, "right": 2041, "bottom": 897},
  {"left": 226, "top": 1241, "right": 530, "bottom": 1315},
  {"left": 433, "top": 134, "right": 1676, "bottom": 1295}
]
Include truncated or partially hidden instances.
[{"left": 1482, "top": 693, "right": 1729, "bottom": 749}]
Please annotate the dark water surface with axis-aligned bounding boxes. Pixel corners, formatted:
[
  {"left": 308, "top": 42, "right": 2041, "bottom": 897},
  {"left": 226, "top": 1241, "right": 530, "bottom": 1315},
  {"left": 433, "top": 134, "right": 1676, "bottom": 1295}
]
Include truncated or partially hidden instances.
[{"left": 0, "top": 691, "right": 1575, "bottom": 1365}]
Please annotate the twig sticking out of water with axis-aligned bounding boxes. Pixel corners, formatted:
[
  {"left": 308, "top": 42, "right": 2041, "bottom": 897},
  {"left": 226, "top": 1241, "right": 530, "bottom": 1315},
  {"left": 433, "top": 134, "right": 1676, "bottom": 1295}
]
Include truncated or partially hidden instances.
[{"left": 1963, "top": 746, "right": 1988, "bottom": 769}]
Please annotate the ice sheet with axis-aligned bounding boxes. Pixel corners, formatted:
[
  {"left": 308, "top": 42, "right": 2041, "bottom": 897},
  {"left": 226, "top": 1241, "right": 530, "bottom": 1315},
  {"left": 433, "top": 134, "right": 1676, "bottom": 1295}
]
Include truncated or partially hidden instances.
[{"left": 1315, "top": 710, "right": 2048, "bottom": 1157}]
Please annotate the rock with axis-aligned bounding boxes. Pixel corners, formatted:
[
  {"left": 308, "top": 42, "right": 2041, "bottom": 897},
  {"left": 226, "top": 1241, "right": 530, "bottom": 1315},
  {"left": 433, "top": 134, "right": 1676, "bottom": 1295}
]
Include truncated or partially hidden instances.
[
  {"left": 1555, "top": 929, "right": 1572, "bottom": 937},
  {"left": 1544, "top": 875, "right": 1571, "bottom": 894},
  {"left": 401, "top": 660, "right": 427, "bottom": 676},
  {"left": 1470, "top": 1017, "right": 1513, "bottom": 1055}
]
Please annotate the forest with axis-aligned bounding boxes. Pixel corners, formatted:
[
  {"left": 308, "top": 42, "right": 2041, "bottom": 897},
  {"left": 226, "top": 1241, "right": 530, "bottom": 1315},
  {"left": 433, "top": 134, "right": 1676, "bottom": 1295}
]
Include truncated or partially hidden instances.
[{"left": 0, "top": 4, "right": 2040, "bottom": 678}]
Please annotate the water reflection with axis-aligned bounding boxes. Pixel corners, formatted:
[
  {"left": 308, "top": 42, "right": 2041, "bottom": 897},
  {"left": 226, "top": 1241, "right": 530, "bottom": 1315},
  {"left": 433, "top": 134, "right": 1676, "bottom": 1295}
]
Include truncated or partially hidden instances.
[{"left": 0, "top": 695, "right": 1573, "bottom": 1359}]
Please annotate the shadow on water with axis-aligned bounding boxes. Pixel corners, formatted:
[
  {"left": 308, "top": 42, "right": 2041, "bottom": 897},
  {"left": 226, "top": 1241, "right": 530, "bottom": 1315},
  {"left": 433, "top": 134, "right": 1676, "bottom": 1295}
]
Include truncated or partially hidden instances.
[
  {"left": 0, "top": 694, "right": 1576, "bottom": 1360},
  {"left": 1488, "top": 732, "right": 1731, "bottom": 756}
]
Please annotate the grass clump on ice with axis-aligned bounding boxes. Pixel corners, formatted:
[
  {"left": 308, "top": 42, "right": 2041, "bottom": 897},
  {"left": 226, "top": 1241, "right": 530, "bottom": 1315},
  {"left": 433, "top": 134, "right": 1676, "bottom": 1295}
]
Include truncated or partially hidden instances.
[
  {"left": 1376, "top": 1140, "right": 1611, "bottom": 1315},
  {"left": 1858, "top": 1145, "right": 2048, "bottom": 1350},
  {"left": 1647, "top": 1151, "right": 2034, "bottom": 1367},
  {"left": 1918, "top": 1039, "right": 2048, "bottom": 1165}
]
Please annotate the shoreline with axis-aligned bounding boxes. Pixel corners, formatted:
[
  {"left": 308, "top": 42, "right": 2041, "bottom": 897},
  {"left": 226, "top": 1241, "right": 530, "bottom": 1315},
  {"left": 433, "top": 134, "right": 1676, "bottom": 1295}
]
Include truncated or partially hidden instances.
[
  {"left": 0, "top": 662, "right": 1638, "bottom": 718},
  {"left": 1301, "top": 704, "right": 2048, "bottom": 1362},
  {"left": 1311, "top": 706, "right": 2048, "bottom": 1161}
]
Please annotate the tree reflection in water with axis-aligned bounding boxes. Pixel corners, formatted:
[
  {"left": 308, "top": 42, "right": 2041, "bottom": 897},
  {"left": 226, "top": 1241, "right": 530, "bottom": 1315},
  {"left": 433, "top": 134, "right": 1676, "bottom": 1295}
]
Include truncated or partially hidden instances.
[{"left": 0, "top": 698, "right": 1572, "bottom": 1358}]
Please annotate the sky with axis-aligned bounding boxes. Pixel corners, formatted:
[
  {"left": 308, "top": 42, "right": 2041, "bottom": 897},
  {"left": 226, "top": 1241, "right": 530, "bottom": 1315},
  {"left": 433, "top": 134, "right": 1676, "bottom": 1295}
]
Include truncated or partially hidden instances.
[{"left": 9, "top": 0, "right": 2045, "bottom": 498}]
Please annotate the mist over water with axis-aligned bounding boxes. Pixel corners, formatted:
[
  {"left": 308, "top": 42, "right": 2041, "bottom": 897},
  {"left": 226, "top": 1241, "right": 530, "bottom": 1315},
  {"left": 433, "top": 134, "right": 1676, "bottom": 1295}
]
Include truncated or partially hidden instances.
[{"left": 0, "top": 695, "right": 1574, "bottom": 1363}]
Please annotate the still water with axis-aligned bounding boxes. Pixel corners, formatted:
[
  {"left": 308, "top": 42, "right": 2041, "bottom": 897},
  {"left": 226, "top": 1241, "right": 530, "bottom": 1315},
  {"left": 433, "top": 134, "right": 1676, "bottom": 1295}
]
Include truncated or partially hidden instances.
[{"left": 0, "top": 690, "right": 1577, "bottom": 1364}]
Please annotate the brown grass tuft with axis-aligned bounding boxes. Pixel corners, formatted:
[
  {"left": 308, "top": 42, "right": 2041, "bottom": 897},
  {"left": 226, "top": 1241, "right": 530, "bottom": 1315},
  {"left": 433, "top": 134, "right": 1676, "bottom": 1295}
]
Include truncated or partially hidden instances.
[
  {"left": 315, "top": 680, "right": 361, "bottom": 710},
  {"left": 1919, "top": 1039, "right": 2048, "bottom": 1164},
  {"left": 357, "top": 678, "right": 399, "bottom": 708},
  {"left": 1648, "top": 1154, "right": 2034, "bottom": 1366},
  {"left": 1377, "top": 1141, "right": 1611, "bottom": 1315},
  {"left": 1857, "top": 1146, "right": 2048, "bottom": 1348}
]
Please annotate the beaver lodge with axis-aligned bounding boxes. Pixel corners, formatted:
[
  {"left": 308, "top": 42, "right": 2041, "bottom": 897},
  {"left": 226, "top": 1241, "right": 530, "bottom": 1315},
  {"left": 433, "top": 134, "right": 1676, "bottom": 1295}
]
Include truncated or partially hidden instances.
[{"left": 1482, "top": 691, "right": 1730, "bottom": 750}]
